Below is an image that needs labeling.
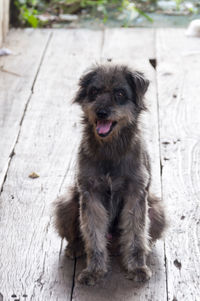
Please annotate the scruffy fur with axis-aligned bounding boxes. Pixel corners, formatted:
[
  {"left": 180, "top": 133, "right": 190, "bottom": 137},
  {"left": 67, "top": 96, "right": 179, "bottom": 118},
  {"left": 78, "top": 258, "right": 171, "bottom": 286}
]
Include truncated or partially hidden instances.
[{"left": 55, "top": 65, "right": 166, "bottom": 286}]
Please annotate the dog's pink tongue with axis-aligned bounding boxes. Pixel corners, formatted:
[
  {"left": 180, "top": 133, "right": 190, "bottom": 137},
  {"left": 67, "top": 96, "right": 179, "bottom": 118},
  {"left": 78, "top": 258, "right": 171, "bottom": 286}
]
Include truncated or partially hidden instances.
[{"left": 96, "top": 120, "right": 112, "bottom": 135}]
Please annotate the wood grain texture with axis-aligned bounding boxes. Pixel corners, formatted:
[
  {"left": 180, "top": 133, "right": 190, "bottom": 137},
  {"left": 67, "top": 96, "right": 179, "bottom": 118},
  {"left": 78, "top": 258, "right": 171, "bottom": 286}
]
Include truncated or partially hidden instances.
[
  {"left": 3, "top": 0, "right": 10, "bottom": 40},
  {"left": 0, "top": 0, "right": 4, "bottom": 45},
  {"left": 0, "top": 29, "right": 102, "bottom": 300},
  {"left": 0, "top": 0, "right": 10, "bottom": 45},
  {"left": 73, "top": 28, "right": 166, "bottom": 301},
  {"left": 0, "top": 29, "right": 51, "bottom": 190},
  {"left": 0, "top": 0, "right": 2, "bottom": 45},
  {"left": 157, "top": 28, "right": 200, "bottom": 301}
]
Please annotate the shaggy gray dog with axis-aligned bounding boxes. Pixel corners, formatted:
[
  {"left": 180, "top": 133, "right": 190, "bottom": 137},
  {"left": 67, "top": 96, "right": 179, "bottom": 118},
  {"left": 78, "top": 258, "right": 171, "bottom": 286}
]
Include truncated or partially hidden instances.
[{"left": 55, "top": 65, "right": 166, "bottom": 286}]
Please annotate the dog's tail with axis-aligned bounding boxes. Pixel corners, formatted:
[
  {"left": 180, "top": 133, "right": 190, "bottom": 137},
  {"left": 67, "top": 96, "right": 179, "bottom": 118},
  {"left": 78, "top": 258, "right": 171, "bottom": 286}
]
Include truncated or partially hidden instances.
[{"left": 148, "top": 193, "right": 167, "bottom": 242}]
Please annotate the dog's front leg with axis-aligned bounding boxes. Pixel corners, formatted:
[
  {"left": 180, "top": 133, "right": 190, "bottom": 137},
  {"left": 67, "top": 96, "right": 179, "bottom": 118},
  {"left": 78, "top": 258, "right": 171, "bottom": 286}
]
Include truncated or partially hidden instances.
[
  {"left": 78, "top": 191, "right": 109, "bottom": 286},
  {"left": 120, "top": 189, "right": 152, "bottom": 282}
]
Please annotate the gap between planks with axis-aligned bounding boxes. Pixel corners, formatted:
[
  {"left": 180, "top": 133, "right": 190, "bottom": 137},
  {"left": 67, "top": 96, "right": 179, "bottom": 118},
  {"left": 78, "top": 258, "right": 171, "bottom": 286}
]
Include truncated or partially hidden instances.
[
  {"left": 154, "top": 29, "right": 169, "bottom": 301},
  {"left": 0, "top": 30, "right": 52, "bottom": 193},
  {"left": 157, "top": 28, "right": 200, "bottom": 301}
]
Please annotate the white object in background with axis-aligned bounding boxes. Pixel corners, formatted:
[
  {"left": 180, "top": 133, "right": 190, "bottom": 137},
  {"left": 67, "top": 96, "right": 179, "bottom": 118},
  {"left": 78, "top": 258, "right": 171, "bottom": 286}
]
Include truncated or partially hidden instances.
[
  {"left": 186, "top": 19, "right": 200, "bottom": 37},
  {"left": 0, "top": 48, "right": 12, "bottom": 56}
]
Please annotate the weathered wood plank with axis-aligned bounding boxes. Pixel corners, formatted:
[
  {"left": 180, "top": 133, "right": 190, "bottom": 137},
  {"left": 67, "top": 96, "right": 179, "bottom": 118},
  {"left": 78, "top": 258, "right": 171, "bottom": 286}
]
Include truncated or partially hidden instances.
[
  {"left": 0, "top": 29, "right": 51, "bottom": 190},
  {"left": 73, "top": 28, "right": 167, "bottom": 301},
  {"left": 0, "top": 0, "right": 4, "bottom": 45},
  {"left": 0, "top": 29, "right": 103, "bottom": 300},
  {"left": 3, "top": 0, "right": 10, "bottom": 39},
  {"left": 156, "top": 28, "right": 200, "bottom": 301},
  {"left": 0, "top": 0, "right": 10, "bottom": 45}
]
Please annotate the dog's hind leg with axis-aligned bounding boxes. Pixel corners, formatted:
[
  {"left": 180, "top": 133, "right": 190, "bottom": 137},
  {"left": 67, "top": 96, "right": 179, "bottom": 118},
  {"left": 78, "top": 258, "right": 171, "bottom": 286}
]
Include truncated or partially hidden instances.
[
  {"left": 148, "top": 193, "right": 167, "bottom": 243},
  {"left": 54, "top": 186, "right": 84, "bottom": 259}
]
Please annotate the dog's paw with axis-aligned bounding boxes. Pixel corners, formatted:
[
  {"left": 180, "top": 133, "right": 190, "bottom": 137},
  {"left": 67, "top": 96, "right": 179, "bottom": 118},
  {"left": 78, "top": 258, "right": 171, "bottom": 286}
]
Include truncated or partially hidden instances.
[
  {"left": 77, "top": 269, "right": 106, "bottom": 286},
  {"left": 125, "top": 266, "right": 152, "bottom": 282},
  {"left": 65, "top": 244, "right": 84, "bottom": 259}
]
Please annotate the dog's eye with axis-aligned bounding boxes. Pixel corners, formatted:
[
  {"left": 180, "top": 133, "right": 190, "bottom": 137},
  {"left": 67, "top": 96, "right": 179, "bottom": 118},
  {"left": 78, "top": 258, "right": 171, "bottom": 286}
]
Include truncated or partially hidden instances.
[
  {"left": 115, "top": 90, "right": 124, "bottom": 97},
  {"left": 89, "top": 87, "right": 99, "bottom": 97},
  {"left": 114, "top": 89, "right": 127, "bottom": 105},
  {"left": 115, "top": 89, "right": 125, "bottom": 98}
]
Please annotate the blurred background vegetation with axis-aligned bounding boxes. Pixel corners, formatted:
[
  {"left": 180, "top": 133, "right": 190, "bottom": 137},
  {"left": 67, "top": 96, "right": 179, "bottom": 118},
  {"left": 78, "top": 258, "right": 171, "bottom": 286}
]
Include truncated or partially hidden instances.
[{"left": 10, "top": 0, "right": 200, "bottom": 28}]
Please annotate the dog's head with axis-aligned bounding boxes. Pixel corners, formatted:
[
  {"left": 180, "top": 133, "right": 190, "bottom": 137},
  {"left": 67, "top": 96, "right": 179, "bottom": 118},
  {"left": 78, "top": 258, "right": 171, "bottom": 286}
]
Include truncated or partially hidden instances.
[{"left": 74, "top": 65, "right": 149, "bottom": 139}]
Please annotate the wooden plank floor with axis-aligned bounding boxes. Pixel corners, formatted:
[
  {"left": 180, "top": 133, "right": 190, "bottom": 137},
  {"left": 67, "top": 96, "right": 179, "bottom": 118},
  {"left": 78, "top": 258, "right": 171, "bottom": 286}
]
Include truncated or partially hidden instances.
[{"left": 0, "top": 28, "right": 199, "bottom": 301}]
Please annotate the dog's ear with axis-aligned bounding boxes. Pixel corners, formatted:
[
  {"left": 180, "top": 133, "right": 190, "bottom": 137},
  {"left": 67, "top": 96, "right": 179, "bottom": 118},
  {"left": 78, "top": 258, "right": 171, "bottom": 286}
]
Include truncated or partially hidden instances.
[
  {"left": 126, "top": 70, "right": 149, "bottom": 111},
  {"left": 73, "top": 70, "right": 96, "bottom": 104}
]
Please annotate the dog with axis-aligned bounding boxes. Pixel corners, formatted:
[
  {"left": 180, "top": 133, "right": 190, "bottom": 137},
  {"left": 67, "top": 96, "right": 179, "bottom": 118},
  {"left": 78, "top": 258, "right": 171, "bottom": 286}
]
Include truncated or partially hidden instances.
[{"left": 55, "top": 64, "right": 166, "bottom": 286}]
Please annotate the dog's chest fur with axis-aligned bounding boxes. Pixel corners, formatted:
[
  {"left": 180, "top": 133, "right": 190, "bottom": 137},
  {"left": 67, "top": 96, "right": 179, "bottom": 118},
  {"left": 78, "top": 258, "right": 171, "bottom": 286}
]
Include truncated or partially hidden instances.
[
  {"left": 80, "top": 156, "right": 132, "bottom": 229},
  {"left": 99, "top": 159, "right": 120, "bottom": 177}
]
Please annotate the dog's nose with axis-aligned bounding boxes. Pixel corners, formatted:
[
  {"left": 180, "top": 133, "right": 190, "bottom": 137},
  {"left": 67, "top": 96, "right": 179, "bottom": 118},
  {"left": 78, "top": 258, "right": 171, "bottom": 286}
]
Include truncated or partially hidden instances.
[{"left": 96, "top": 109, "right": 110, "bottom": 119}]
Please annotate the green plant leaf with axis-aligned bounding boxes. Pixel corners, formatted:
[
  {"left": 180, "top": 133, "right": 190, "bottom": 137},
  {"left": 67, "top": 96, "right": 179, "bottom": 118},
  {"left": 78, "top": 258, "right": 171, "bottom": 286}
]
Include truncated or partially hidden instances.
[
  {"left": 22, "top": 7, "right": 39, "bottom": 27},
  {"left": 134, "top": 7, "right": 153, "bottom": 23}
]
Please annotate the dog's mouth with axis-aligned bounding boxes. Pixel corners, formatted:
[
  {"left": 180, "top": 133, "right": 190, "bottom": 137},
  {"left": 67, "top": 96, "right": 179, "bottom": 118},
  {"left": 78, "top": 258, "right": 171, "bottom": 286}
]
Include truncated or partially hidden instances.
[{"left": 96, "top": 120, "right": 117, "bottom": 137}]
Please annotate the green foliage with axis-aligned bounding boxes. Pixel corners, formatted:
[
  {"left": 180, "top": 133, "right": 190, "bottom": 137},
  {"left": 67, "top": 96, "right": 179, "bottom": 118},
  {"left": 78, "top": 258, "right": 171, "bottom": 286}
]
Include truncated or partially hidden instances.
[
  {"left": 12, "top": 0, "right": 198, "bottom": 28},
  {"left": 134, "top": 7, "right": 153, "bottom": 23},
  {"left": 175, "top": 0, "right": 183, "bottom": 10},
  {"left": 79, "top": 0, "right": 153, "bottom": 25},
  {"left": 14, "top": 0, "right": 152, "bottom": 27},
  {"left": 14, "top": 0, "right": 39, "bottom": 27}
]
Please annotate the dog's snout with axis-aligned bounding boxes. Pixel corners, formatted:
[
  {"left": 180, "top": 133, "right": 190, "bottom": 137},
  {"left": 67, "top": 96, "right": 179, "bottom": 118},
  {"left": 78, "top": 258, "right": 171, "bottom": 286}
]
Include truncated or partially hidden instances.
[{"left": 96, "top": 109, "right": 110, "bottom": 119}]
